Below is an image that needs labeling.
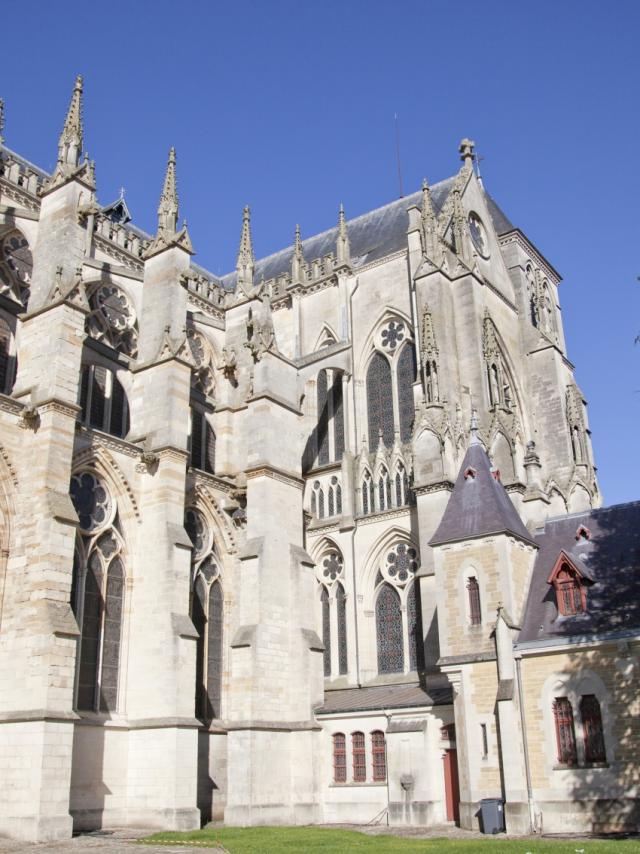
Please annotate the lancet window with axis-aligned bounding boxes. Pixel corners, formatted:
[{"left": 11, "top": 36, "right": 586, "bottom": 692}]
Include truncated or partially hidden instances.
[
  {"left": 185, "top": 507, "right": 223, "bottom": 721},
  {"left": 467, "top": 576, "right": 482, "bottom": 625},
  {"left": 0, "top": 229, "right": 32, "bottom": 309},
  {"left": 482, "top": 314, "right": 513, "bottom": 410},
  {"left": 315, "top": 368, "right": 345, "bottom": 466},
  {"left": 70, "top": 472, "right": 126, "bottom": 713},
  {"left": 581, "top": 695, "right": 606, "bottom": 763},
  {"left": 366, "top": 340, "right": 417, "bottom": 451},
  {"left": 86, "top": 283, "right": 138, "bottom": 358},
  {"left": 0, "top": 316, "right": 15, "bottom": 394},
  {"left": 377, "top": 467, "right": 392, "bottom": 511},
  {"left": 371, "top": 731, "right": 387, "bottom": 781},
  {"left": 189, "top": 408, "right": 216, "bottom": 474},
  {"left": 187, "top": 326, "right": 216, "bottom": 399},
  {"left": 361, "top": 470, "right": 375, "bottom": 515},
  {"left": 79, "top": 364, "right": 130, "bottom": 439},
  {"left": 553, "top": 697, "right": 577, "bottom": 765},
  {"left": 316, "top": 545, "right": 348, "bottom": 678},
  {"left": 374, "top": 543, "right": 422, "bottom": 675}
]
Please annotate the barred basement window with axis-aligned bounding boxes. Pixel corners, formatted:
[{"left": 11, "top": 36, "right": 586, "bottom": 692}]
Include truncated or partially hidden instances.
[
  {"left": 352, "top": 731, "right": 366, "bottom": 782},
  {"left": 467, "top": 576, "right": 481, "bottom": 626},
  {"left": 189, "top": 408, "right": 216, "bottom": 474},
  {"left": 553, "top": 697, "right": 577, "bottom": 765},
  {"left": 581, "top": 695, "right": 606, "bottom": 763},
  {"left": 321, "top": 586, "right": 331, "bottom": 677},
  {"left": 372, "top": 730, "right": 387, "bottom": 781},
  {"left": 396, "top": 343, "right": 417, "bottom": 443},
  {"left": 367, "top": 352, "right": 394, "bottom": 450},
  {"left": 376, "top": 583, "right": 404, "bottom": 674},
  {"left": 79, "top": 364, "right": 130, "bottom": 438},
  {"left": 337, "top": 583, "right": 348, "bottom": 676},
  {"left": 333, "top": 733, "right": 346, "bottom": 783}
]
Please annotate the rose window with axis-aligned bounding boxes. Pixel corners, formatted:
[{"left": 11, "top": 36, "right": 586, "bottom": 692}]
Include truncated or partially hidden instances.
[
  {"left": 381, "top": 320, "right": 405, "bottom": 351},
  {"left": 70, "top": 472, "right": 112, "bottom": 533},
  {"left": 87, "top": 284, "right": 138, "bottom": 358},
  {"left": 322, "top": 551, "right": 344, "bottom": 582},
  {"left": 184, "top": 507, "right": 209, "bottom": 560},
  {"left": 386, "top": 543, "right": 418, "bottom": 583}
]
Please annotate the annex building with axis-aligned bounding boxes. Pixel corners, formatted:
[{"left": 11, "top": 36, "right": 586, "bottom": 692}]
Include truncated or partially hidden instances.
[{"left": 0, "top": 77, "right": 638, "bottom": 842}]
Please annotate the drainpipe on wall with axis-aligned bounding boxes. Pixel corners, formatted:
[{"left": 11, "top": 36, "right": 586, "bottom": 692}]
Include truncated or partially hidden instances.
[{"left": 515, "top": 654, "right": 539, "bottom": 833}]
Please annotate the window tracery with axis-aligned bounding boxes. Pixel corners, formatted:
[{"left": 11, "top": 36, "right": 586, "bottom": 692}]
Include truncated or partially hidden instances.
[
  {"left": 321, "top": 586, "right": 331, "bottom": 676},
  {"left": 314, "top": 369, "right": 345, "bottom": 467},
  {"left": 361, "top": 470, "right": 374, "bottom": 515},
  {"left": 311, "top": 480, "right": 325, "bottom": 518},
  {"left": 187, "top": 327, "right": 216, "bottom": 398},
  {"left": 185, "top": 506, "right": 223, "bottom": 721},
  {"left": 0, "top": 230, "right": 32, "bottom": 308},
  {"left": 86, "top": 284, "right": 138, "bottom": 358},
  {"left": 189, "top": 408, "right": 216, "bottom": 474},
  {"left": 80, "top": 364, "right": 130, "bottom": 438},
  {"left": 376, "top": 583, "right": 403, "bottom": 674},
  {"left": 366, "top": 352, "right": 394, "bottom": 450},
  {"left": 70, "top": 472, "right": 125, "bottom": 712},
  {"left": 315, "top": 544, "right": 347, "bottom": 678},
  {"left": 377, "top": 467, "right": 391, "bottom": 511},
  {"left": 374, "top": 542, "right": 423, "bottom": 675},
  {"left": 396, "top": 344, "right": 417, "bottom": 442},
  {"left": 407, "top": 582, "right": 425, "bottom": 672}
]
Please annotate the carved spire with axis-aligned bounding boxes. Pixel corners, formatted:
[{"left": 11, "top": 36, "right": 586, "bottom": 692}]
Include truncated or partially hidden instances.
[
  {"left": 157, "top": 146, "right": 179, "bottom": 236},
  {"left": 0, "top": 99, "right": 4, "bottom": 147},
  {"left": 58, "top": 75, "right": 84, "bottom": 168},
  {"left": 291, "top": 224, "right": 304, "bottom": 282},
  {"left": 336, "top": 203, "right": 351, "bottom": 268},
  {"left": 451, "top": 186, "right": 471, "bottom": 264},
  {"left": 459, "top": 138, "right": 475, "bottom": 172},
  {"left": 420, "top": 179, "right": 440, "bottom": 262},
  {"left": 236, "top": 205, "right": 255, "bottom": 293},
  {"left": 143, "top": 147, "right": 193, "bottom": 259}
]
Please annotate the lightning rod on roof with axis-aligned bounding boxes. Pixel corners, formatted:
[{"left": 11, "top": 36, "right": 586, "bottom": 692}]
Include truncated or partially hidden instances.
[{"left": 394, "top": 112, "right": 404, "bottom": 199}]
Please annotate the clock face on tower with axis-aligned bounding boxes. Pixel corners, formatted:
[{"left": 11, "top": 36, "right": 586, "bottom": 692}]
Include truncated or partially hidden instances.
[{"left": 468, "top": 211, "right": 490, "bottom": 259}]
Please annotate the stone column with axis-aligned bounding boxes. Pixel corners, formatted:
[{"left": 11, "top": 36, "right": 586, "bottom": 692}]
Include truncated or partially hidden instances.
[{"left": 225, "top": 350, "right": 324, "bottom": 825}]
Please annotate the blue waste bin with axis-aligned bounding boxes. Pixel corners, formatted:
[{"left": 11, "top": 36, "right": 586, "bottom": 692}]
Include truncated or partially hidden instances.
[{"left": 479, "top": 798, "right": 504, "bottom": 834}]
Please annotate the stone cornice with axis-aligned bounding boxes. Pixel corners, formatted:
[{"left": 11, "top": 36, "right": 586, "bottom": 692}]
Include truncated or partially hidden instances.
[
  {"left": 499, "top": 228, "right": 561, "bottom": 284},
  {"left": 0, "top": 202, "right": 39, "bottom": 221},
  {"left": 93, "top": 233, "right": 144, "bottom": 274},
  {"left": 224, "top": 720, "right": 322, "bottom": 732},
  {"left": 413, "top": 480, "right": 454, "bottom": 497},
  {"left": 0, "top": 178, "right": 40, "bottom": 213},
  {"left": 245, "top": 462, "right": 304, "bottom": 489},
  {"left": 76, "top": 424, "right": 143, "bottom": 459}
]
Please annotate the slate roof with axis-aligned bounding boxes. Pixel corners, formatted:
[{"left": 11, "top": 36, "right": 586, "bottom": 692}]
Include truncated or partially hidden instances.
[
  {"left": 317, "top": 681, "right": 452, "bottom": 714},
  {"left": 429, "top": 441, "right": 535, "bottom": 547},
  {"left": 518, "top": 501, "right": 640, "bottom": 645},
  {"left": 220, "top": 180, "right": 515, "bottom": 289}
]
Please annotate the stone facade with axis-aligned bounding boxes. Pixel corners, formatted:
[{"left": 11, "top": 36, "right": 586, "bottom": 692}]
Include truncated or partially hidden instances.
[{"left": 0, "top": 80, "right": 636, "bottom": 842}]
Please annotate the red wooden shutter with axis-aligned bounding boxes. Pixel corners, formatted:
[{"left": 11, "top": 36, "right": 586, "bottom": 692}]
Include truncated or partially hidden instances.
[{"left": 553, "top": 697, "right": 577, "bottom": 765}]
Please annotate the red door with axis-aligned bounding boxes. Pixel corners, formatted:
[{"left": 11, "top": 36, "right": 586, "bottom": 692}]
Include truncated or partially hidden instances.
[{"left": 443, "top": 748, "right": 460, "bottom": 823}]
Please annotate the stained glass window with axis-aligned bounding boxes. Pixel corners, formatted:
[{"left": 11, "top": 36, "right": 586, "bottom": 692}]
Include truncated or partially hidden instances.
[
  {"left": 386, "top": 543, "right": 418, "bottom": 583},
  {"left": 336, "top": 484, "right": 342, "bottom": 515},
  {"left": 333, "top": 733, "right": 347, "bottom": 783},
  {"left": 372, "top": 731, "right": 386, "bottom": 781},
  {"left": 86, "top": 284, "right": 138, "bottom": 358},
  {"left": 367, "top": 352, "right": 394, "bottom": 450},
  {"left": 70, "top": 474, "right": 125, "bottom": 712},
  {"left": 362, "top": 472, "right": 374, "bottom": 515},
  {"left": 581, "top": 695, "right": 606, "bottom": 763},
  {"left": 467, "top": 577, "right": 481, "bottom": 625},
  {"left": 397, "top": 344, "right": 417, "bottom": 443},
  {"left": 553, "top": 697, "right": 577, "bottom": 765},
  {"left": 408, "top": 582, "right": 425, "bottom": 672},
  {"left": 352, "top": 731, "right": 366, "bottom": 782},
  {"left": 317, "top": 369, "right": 329, "bottom": 465},
  {"left": 190, "top": 409, "right": 215, "bottom": 474},
  {"left": 206, "top": 582, "right": 223, "bottom": 719},
  {"left": 337, "top": 583, "right": 348, "bottom": 676},
  {"left": 376, "top": 584, "right": 404, "bottom": 674},
  {"left": 321, "top": 587, "right": 331, "bottom": 676},
  {"left": 192, "top": 577, "right": 207, "bottom": 719},
  {"left": 328, "top": 488, "right": 335, "bottom": 517}
]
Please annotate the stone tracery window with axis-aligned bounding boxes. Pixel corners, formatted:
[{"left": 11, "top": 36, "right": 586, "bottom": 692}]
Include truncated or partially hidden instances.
[
  {"left": 189, "top": 408, "right": 216, "bottom": 474},
  {"left": 376, "top": 583, "right": 404, "bottom": 674},
  {"left": 86, "top": 283, "right": 138, "bottom": 358},
  {"left": 366, "top": 352, "right": 394, "bottom": 450},
  {"left": 366, "top": 334, "right": 417, "bottom": 451},
  {"left": 315, "top": 368, "right": 345, "bottom": 467},
  {"left": 361, "top": 469, "right": 374, "bottom": 515},
  {"left": 0, "top": 229, "right": 32, "bottom": 309},
  {"left": 185, "top": 507, "right": 223, "bottom": 721},
  {"left": 187, "top": 327, "right": 216, "bottom": 399},
  {"left": 396, "top": 344, "right": 417, "bottom": 442},
  {"left": 316, "top": 544, "right": 347, "bottom": 678},
  {"left": 79, "top": 364, "right": 130, "bottom": 438},
  {"left": 70, "top": 472, "right": 125, "bottom": 713},
  {"left": 375, "top": 543, "right": 423, "bottom": 675}
]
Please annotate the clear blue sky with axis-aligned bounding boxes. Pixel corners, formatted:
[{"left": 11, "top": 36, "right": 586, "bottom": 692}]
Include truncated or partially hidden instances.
[{"left": 3, "top": 0, "right": 639, "bottom": 505}]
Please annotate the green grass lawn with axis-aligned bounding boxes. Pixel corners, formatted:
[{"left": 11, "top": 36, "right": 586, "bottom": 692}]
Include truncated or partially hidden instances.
[{"left": 141, "top": 826, "right": 640, "bottom": 853}]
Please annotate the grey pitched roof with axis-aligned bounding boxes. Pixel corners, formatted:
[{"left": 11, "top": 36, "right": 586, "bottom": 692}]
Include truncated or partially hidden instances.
[
  {"left": 429, "top": 442, "right": 535, "bottom": 547},
  {"left": 483, "top": 191, "right": 515, "bottom": 235},
  {"left": 317, "top": 682, "right": 452, "bottom": 714},
  {"left": 518, "top": 502, "right": 640, "bottom": 645}
]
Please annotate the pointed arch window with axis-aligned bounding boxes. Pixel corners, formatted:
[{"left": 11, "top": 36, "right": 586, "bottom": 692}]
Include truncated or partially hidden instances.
[
  {"left": 315, "top": 369, "right": 345, "bottom": 467},
  {"left": 361, "top": 470, "right": 374, "bottom": 515},
  {"left": 394, "top": 463, "right": 412, "bottom": 507},
  {"left": 317, "top": 548, "right": 347, "bottom": 679},
  {"left": 80, "top": 364, "right": 130, "bottom": 438},
  {"left": 408, "top": 582, "right": 425, "bottom": 672},
  {"left": 189, "top": 408, "right": 216, "bottom": 474},
  {"left": 337, "top": 583, "right": 348, "bottom": 675},
  {"left": 396, "top": 344, "right": 417, "bottom": 443},
  {"left": 0, "top": 316, "right": 15, "bottom": 395},
  {"left": 424, "top": 359, "right": 439, "bottom": 404},
  {"left": 376, "top": 583, "right": 404, "bottom": 674},
  {"left": 0, "top": 229, "right": 32, "bottom": 309},
  {"left": 378, "top": 467, "right": 391, "bottom": 511},
  {"left": 581, "top": 695, "right": 606, "bottom": 763},
  {"left": 86, "top": 283, "right": 138, "bottom": 358},
  {"left": 70, "top": 472, "right": 125, "bottom": 713},
  {"left": 467, "top": 576, "right": 481, "bottom": 626},
  {"left": 553, "top": 697, "right": 577, "bottom": 765},
  {"left": 311, "top": 480, "right": 325, "bottom": 519},
  {"left": 367, "top": 352, "right": 394, "bottom": 450},
  {"left": 321, "top": 586, "right": 331, "bottom": 677},
  {"left": 185, "top": 507, "right": 223, "bottom": 721},
  {"left": 371, "top": 731, "right": 387, "bottom": 781},
  {"left": 352, "top": 731, "right": 366, "bottom": 782},
  {"left": 333, "top": 733, "right": 347, "bottom": 783}
]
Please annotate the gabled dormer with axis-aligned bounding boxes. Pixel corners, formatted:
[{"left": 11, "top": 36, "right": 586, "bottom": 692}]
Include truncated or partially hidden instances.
[{"left": 547, "top": 550, "right": 593, "bottom": 617}]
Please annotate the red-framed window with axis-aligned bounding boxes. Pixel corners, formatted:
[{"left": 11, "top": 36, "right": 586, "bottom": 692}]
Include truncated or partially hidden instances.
[
  {"left": 332, "top": 732, "right": 346, "bottom": 783},
  {"left": 553, "top": 697, "right": 577, "bottom": 765},
  {"left": 554, "top": 565, "right": 586, "bottom": 616},
  {"left": 581, "top": 695, "right": 606, "bottom": 763},
  {"left": 371, "top": 730, "right": 386, "bottom": 781},
  {"left": 467, "top": 577, "right": 481, "bottom": 625},
  {"left": 352, "top": 731, "right": 366, "bottom": 782}
]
